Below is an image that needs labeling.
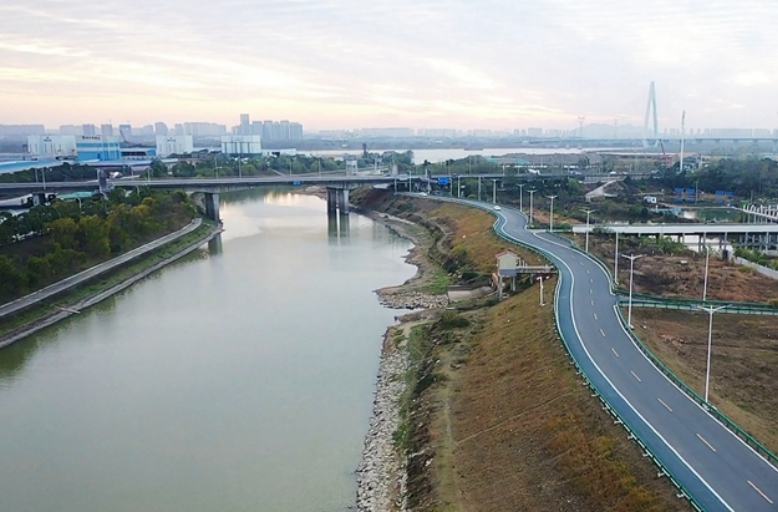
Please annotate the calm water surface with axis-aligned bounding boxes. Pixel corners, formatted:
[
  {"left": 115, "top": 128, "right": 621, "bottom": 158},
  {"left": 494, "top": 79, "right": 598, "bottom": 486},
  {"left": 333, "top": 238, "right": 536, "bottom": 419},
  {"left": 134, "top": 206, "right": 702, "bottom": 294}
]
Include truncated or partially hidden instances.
[{"left": 0, "top": 190, "right": 414, "bottom": 512}]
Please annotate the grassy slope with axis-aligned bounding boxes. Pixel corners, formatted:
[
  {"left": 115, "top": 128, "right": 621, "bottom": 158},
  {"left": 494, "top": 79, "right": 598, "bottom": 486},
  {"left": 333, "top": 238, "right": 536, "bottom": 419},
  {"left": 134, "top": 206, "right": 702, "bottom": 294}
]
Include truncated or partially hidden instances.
[
  {"left": 629, "top": 307, "right": 778, "bottom": 454},
  {"left": 353, "top": 189, "right": 687, "bottom": 512}
]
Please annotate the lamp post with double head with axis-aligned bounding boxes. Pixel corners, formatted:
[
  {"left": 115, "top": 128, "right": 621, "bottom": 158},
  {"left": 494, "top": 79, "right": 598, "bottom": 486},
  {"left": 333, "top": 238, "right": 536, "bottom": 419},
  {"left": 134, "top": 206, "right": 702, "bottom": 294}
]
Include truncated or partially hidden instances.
[
  {"left": 696, "top": 304, "right": 728, "bottom": 404},
  {"left": 621, "top": 253, "right": 644, "bottom": 328},
  {"left": 537, "top": 275, "right": 545, "bottom": 306},
  {"left": 583, "top": 208, "right": 595, "bottom": 253},
  {"left": 547, "top": 195, "right": 558, "bottom": 233}
]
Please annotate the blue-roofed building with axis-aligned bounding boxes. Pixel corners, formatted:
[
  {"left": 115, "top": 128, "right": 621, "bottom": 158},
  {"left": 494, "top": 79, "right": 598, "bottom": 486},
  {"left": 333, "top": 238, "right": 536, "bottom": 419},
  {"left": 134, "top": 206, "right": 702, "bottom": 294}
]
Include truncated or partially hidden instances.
[{"left": 75, "top": 135, "right": 122, "bottom": 161}]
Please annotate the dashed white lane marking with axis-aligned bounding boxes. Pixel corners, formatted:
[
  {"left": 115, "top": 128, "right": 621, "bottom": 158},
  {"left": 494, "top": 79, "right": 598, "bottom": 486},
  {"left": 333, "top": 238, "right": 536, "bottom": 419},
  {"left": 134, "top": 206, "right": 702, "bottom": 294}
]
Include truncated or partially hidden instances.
[
  {"left": 697, "top": 433, "right": 717, "bottom": 453},
  {"left": 748, "top": 480, "right": 774, "bottom": 504},
  {"left": 593, "top": 313, "right": 598, "bottom": 320},
  {"left": 600, "top": 328, "right": 606, "bottom": 337},
  {"left": 657, "top": 397, "right": 673, "bottom": 412},
  {"left": 590, "top": 299, "right": 594, "bottom": 306},
  {"left": 631, "top": 370, "right": 641, "bottom": 382},
  {"left": 611, "top": 347, "right": 619, "bottom": 357}
]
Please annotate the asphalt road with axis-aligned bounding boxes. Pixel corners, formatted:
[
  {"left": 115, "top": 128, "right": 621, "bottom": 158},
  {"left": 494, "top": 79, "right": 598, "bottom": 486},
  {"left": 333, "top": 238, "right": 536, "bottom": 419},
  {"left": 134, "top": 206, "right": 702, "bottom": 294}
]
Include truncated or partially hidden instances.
[
  {"left": 456, "top": 198, "right": 778, "bottom": 512},
  {"left": 0, "top": 218, "right": 202, "bottom": 319}
]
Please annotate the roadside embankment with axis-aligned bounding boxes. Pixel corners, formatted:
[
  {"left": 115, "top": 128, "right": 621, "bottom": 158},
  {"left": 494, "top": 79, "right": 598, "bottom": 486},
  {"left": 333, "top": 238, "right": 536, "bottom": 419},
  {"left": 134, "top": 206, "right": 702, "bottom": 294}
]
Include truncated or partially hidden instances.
[
  {"left": 353, "top": 189, "right": 688, "bottom": 512},
  {"left": 0, "top": 221, "right": 222, "bottom": 349}
]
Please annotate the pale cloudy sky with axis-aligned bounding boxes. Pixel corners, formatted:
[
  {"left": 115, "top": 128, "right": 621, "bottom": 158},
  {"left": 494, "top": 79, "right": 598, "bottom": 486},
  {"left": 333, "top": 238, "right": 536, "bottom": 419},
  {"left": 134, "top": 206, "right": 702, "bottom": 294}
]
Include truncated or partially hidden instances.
[{"left": 1, "top": 0, "right": 777, "bottom": 131}]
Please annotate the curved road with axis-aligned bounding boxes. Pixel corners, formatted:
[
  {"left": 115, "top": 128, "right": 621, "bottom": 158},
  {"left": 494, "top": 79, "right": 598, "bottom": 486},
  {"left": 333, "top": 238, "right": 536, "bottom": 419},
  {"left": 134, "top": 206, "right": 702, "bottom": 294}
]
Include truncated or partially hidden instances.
[{"left": 456, "top": 199, "right": 778, "bottom": 512}]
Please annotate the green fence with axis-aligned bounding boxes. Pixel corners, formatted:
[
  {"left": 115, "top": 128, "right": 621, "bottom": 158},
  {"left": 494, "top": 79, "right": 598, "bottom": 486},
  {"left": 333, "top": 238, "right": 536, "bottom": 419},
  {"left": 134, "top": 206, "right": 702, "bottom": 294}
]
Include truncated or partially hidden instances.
[{"left": 614, "top": 306, "right": 778, "bottom": 468}]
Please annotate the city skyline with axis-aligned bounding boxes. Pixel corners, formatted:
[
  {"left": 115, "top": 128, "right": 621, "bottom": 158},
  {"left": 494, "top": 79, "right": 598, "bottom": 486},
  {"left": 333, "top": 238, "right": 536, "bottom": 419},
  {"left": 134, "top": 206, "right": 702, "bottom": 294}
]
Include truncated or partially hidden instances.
[{"left": 2, "top": 1, "right": 777, "bottom": 131}]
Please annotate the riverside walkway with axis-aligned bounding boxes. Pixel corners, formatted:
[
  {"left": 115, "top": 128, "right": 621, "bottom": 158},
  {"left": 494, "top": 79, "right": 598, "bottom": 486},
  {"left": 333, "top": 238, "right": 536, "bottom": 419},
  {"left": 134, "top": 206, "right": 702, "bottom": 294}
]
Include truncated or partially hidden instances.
[{"left": 0, "top": 218, "right": 203, "bottom": 319}]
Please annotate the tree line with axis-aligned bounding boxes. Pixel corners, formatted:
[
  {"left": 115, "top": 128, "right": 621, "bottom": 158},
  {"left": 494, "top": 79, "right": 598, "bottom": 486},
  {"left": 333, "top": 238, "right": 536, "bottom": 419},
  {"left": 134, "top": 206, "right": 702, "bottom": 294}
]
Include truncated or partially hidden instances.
[{"left": 0, "top": 189, "right": 196, "bottom": 303}]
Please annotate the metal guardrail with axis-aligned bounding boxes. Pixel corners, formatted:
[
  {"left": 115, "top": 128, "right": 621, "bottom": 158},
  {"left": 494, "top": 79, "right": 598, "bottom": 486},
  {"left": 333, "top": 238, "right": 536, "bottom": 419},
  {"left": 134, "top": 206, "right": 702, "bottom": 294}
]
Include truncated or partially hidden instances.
[
  {"left": 486, "top": 213, "right": 708, "bottom": 511},
  {"left": 613, "top": 306, "right": 778, "bottom": 468},
  {"left": 623, "top": 297, "right": 778, "bottom": 316},
  {"left": 415, "top": 196, "right": 778, "bottom": 509}
]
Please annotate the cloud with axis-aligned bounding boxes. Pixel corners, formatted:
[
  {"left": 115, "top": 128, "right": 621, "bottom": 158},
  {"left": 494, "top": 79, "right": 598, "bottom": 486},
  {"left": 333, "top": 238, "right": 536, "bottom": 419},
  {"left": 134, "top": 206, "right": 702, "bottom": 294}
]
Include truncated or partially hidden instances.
[{"left": 1, "top": 0, "right": 777, "bottom": 130}]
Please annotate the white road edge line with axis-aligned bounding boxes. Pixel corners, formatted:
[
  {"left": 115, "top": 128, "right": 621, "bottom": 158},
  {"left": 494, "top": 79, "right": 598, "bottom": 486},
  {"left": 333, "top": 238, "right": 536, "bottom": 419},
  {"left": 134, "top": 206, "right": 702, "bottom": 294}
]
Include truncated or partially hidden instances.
[{"left": 528, "top": 232, "right": 738, "bottom": 512}]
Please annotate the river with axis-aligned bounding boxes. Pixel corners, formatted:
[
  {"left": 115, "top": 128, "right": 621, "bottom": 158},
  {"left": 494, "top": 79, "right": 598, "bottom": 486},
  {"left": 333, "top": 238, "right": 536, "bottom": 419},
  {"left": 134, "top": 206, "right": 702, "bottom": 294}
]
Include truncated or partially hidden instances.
[{"left": 0, "top": 190, "right": 415, "bottom": 512}]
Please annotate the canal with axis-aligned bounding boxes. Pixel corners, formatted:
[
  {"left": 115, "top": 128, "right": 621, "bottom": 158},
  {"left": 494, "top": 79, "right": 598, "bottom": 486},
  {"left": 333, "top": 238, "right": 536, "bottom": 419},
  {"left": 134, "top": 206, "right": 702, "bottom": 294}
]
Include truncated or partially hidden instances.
[{"left": 0, "top": 189, "right": 415, "bottom": 512}]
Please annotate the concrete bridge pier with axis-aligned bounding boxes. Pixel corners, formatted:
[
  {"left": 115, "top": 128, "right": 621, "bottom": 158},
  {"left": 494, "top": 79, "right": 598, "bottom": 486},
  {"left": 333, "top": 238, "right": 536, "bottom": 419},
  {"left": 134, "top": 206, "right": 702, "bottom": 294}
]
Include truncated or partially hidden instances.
[
  {"left": 204, "top": 192, "right": 220, "bottom": 222},
  {"left": 32, "top": 192, "right": 48, "bottom": 206},
  {"left": 325, "top": 187, "right": 349, "bottom": 213},
  {"left": 326, "top": 188, "right": 338, "bottom": 214}
]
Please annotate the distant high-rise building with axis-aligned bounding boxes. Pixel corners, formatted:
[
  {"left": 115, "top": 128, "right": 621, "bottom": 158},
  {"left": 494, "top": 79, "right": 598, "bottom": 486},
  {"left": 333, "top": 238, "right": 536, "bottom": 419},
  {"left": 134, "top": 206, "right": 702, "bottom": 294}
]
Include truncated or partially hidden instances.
[
  {"left": 155, "top": 122, "right": 168, "bottom": 136},
  {"left": 289, "top": 122, "right": 303, "bottom": 140},
  {"left": 240, "top": 114, "right": 250, "bottom": 135},
  {"left": 0, "top": 124, "right": 45, "bottom": 136},
  {"left": 262, "top": 121, "right": 273, "bottom": 141},
  {"left": 59, "top": 125, "right": 81, "bottom": 135},
  {"left": 174, "top": 123, "right": 184, "bottom": 136},
  {"left": 279, "top": 120, "right": 291, "bottom": 140},
  {"left": 82, "top": 124, "right": 97, "bottom": 136},
  {"left": 251, "top": 120, "right": 263, "bottom": 136},
  {"left": 100, "top": 124, "right": 113, "bottom": 137}
]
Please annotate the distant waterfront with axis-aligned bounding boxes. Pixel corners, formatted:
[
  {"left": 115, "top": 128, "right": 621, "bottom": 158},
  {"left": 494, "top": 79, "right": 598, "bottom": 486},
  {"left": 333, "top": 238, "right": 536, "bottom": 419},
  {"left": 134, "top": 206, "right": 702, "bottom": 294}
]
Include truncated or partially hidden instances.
[{"left": 308, "top": 147, "right": 612, "bottom": 164}]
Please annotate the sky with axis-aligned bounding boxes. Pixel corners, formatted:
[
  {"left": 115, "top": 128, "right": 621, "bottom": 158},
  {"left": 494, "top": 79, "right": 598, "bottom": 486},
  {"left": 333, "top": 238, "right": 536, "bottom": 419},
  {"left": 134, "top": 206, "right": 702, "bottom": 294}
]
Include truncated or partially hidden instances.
[{"left": 1, "top": 0, "right": 777, "bottom": 132}]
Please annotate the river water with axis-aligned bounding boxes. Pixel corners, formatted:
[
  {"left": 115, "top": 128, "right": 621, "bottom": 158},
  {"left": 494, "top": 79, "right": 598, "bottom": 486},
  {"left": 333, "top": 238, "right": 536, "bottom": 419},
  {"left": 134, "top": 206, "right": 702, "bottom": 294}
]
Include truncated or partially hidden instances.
[{"left": 0, "top": 190, "right": 415, "bottom": 512}]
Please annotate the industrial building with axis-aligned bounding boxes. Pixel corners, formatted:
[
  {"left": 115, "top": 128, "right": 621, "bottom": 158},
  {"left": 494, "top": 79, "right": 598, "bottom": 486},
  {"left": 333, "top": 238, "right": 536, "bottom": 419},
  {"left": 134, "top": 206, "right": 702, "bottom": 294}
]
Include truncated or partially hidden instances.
[
  {"left": 221, "top": 135, "right": 262, "bottom": 156},
  {"left": 27, "top": 134, "right": 122, "bottom": 161},
  {"left": 156, "top": 135, "right": 194, "bottom": 157}
]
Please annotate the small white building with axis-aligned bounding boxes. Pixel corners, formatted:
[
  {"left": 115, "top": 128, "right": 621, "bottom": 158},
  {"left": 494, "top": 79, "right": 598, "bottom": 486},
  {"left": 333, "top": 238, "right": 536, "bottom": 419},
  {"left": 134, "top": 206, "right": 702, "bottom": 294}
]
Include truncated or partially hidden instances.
[
  {"left": 643, "top": 195, "right": 658, "bottom": 204},
  {"left": 221, "top": 135, "right": 262, "bottom": 156},
  {"left": 27, "top": 135, "right": 77, "bottom": 158},
  {"left": 156, "top": 135, "right": 194, "bottom": 157}
]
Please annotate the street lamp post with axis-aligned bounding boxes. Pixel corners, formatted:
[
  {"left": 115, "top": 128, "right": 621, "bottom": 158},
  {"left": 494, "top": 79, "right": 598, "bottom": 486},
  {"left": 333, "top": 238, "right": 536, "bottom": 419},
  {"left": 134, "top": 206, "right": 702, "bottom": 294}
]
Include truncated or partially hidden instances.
[
  {"left": 547, "top": 195, "right": 558, "bottom": 233},
  {"left": 702, "top": 235, "right": 711, "bottom": 301},
  {"left": 614, "top": 232, "right": 620, "bottom": 285},
  {"left": 518, "top": 183, "right": 525, "bottom": 212},
  {"left": 457, "top": 175, "right": 461, "bottom": 198},
  {"left": 697, "top": 304, "right": 728, "bottom": 404},
  {"left": 621, "top": 253, "right": 645, "bottom": 328},
  {"left": 583, "top": 208, "right": 595, "bottom": 253},
  {"left": 537, "top": 275, "right": 545, "bottom": 306},
  {"left": 528, "top": 189, "right": 536, "bottom": 227},
  {"left": 492, "top": 179, "right": 497, "bottom": 204}
]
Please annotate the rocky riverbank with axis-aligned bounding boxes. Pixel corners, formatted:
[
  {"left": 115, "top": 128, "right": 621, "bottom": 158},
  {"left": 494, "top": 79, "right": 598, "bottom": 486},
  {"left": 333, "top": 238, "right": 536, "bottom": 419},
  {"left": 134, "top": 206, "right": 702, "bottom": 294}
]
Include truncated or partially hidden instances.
[
  {"left": 355, "top": 330, "right": 408, "bottom": 512},
  {"left": 355, "top": 207, "right": 445, "bottom": 511}
]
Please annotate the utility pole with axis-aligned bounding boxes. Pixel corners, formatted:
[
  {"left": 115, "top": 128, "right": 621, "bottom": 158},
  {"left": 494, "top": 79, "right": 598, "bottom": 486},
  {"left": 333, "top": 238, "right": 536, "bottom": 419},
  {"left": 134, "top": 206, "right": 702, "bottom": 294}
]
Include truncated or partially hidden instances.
[
  {"left": 492, "top": 180, "right": 497, "bottom": 204},
  {"left": 518, "top": 184, "right": 525, "bottom": 213},
  {"left": 547, "top": 195, "right": 557, "bottom": 233},
  {"left": 583, "top": 208, "right": 595, "bottom": 252},
  {"left": 528, "top": 189, "right": 536, "bottom": 227},
  {"left": 478, "top": 177, "right": 482, "bottom": 202}
]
